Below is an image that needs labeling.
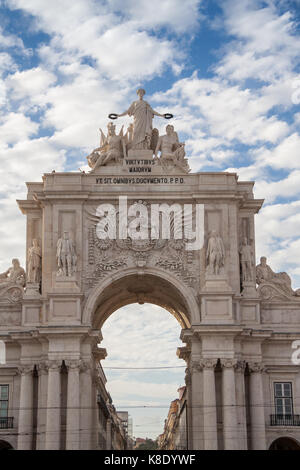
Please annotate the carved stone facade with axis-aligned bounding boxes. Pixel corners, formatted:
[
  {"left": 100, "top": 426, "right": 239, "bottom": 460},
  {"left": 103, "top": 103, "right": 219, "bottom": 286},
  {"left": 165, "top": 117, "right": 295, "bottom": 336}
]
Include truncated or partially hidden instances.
[{"left": 0, "top": 92, "right": 300, "bottom": 450}]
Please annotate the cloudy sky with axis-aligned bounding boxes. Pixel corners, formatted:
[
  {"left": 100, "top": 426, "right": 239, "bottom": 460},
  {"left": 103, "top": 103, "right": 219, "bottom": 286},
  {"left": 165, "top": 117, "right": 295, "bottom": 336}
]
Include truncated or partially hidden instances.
[{"left": 1, "top": 0, "right": 300, "bottom": 439}]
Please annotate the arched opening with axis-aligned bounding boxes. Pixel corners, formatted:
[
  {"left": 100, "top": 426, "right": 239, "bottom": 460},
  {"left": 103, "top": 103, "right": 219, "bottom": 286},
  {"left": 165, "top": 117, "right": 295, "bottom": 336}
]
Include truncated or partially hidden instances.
[
  {"left": 269, "top": 437, "right": 300, "bottom": 450},
  {"left": 83, "top": 269, "right": 195, "bottom": 449},
  {"left": 101, "top": 303, "right": 185, "bottom": 444},
  {"left": 0, "top": 440, "right": 14, "bottom": 450},
  {"left": 83, "top": 268, "right": 199, "bottom": 328}
]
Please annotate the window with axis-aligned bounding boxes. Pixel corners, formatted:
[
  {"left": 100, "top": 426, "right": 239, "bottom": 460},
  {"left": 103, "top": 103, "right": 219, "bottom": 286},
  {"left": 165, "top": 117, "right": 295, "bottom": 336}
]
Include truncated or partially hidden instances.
[
  {"left": 0, "top": 385, "right": 9, "bottom": 418},
  {"left": 274, "top": 382, "right": 293, "bottom": 416}
]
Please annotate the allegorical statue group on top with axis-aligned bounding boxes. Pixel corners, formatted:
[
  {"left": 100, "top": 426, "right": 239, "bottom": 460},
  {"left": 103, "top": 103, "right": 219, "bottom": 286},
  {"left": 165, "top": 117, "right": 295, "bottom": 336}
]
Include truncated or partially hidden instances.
[{"left": 86, "top": 88, "right": 189, "bottom": 173}]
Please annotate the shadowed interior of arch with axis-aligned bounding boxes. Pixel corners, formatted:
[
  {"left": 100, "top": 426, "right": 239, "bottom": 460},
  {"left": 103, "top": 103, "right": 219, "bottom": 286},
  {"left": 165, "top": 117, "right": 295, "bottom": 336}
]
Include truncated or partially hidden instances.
[{"left": 88, "top": 272, "right": 193, "bottom": 329}]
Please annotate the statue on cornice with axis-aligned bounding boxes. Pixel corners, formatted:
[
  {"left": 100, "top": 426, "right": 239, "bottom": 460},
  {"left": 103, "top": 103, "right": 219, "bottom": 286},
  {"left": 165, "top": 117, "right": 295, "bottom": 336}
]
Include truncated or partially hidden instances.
[
  {"left": 155, "top": 124, "right": 189, "bottom": 172},
  {"left": 0, "top": 259, "right": 26, "bottom": 291},
  {"left": 87, "top": 122, "right": 126, "bottom": 170},
  {"left": 256, "top": 256, "right": 300, "bottom": 297},
  {"left": 112, "top": 88, "right": 171, "bottom": 150}
]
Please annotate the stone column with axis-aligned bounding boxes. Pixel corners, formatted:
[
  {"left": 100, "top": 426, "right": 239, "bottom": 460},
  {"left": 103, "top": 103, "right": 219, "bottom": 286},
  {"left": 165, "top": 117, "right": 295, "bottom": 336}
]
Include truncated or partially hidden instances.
[
  {"left": 17, "top": 365, "right": 34, "bottom": 450},
  {"left": 106, "top": 418, "right": 112, "bottom": 450},
  {"left": 66, "top": 360, "right": 81, "bottom": 450},
  {"left": 235, "top": 361, "right": 247, "bottom": 450},
  {"left": 221, "top": 359, "right": 238, "bottom": 450},
  {"left": 36, "top": 363, "right": 48, "bottom": 450},
  {"left": 80, "top": 362, "right": 93, "bottom": 450},
  {"left": 45, "top": 360, "right": 61, "bottom": 450},
  {"left": 201, "top": 359, "right": 218, "bottom": 450},
  {"left": 189, "top": 361, "right": 203, "bottom": 450},
  {"left": 249, "top": 362, "right": 266, "bottom": 450}
]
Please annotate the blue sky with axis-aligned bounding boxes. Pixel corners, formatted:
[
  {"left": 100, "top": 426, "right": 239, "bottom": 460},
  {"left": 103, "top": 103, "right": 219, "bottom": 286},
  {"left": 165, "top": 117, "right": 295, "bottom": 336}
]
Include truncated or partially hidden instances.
[{"left": 1, "top": 0, "right": 300, "bottom": 439}]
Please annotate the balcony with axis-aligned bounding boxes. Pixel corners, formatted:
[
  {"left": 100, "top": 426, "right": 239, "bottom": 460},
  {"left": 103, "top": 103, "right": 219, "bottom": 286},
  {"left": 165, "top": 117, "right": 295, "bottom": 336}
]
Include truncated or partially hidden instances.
[
  {"left": 270, "top": 414, "right": 300, "bottom": 426},
  {"left": 0, "top": 417, "right": 14, "bottom": 429}
]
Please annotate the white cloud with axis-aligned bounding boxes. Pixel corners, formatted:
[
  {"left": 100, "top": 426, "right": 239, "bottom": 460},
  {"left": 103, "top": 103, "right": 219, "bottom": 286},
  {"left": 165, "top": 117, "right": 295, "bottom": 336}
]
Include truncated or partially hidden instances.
[
  {"left": 0, "top": 112, "right": 39, "bottom": 144},
  {"left": 6, "top": 67, "right": 57, "bottom": 101}
]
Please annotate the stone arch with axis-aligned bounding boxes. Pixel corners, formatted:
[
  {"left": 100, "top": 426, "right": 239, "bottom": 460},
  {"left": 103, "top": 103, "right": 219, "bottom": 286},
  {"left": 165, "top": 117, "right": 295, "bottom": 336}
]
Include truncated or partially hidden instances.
[
  {"left": 0, "top": 439, "right": 14, "bottom": 450},
  {"left": 269, "top": 436, "right": 300, "bottom": 450},
  {"left": 82, "top": 266, "right": 199, "bottom": 329}
]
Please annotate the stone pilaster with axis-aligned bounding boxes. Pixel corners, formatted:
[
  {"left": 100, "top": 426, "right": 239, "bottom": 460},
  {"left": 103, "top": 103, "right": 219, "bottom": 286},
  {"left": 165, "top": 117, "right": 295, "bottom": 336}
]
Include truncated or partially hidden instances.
[
  {"left": 45, "top": 360, "right": 61, "bottom": 450},
  {"left": 17, "top": 365, "right": 34, "bottom": 450},
  {"left": 248, "top": 362, "right": 266, "bottom": 450},
  {"left": 200, "top": 358, "right": 218, "bottom": 450},
  {"left": 221, "top": 359, "right": 238, "bottom": 450},
  {"left": 65, "top": 359, "right": 81, "bottom": 450},
  {"left": 80, "top": 361, "right": 93, "bottom": 450}
]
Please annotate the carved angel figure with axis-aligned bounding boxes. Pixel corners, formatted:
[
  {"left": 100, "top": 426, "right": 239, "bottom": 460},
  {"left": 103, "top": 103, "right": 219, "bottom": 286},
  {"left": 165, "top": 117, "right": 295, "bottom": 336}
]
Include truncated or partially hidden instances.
[
  {"left": 155, "top": 125, "right": 189, "bottom": 172},
  {"left": 0, "top": 259, "right": 26, "bottom": 290},
  {"left": 256, "top": 256, "right": 300, "bottom": 296},
  {"left": 87, "top": 122, "right": 126, "bottom": 170}
]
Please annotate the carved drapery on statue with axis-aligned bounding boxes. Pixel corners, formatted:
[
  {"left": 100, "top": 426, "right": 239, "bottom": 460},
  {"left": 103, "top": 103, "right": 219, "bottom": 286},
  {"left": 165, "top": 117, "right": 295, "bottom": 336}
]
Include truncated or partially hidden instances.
[
  {"left": 86, "top": 88, "right": 190, "bottom": 173},
  {"left": 206, "top": 231, "right": 225, "bottom": 275},
  {"left": 56, "top": 231, "right": 77, "bottom": 277},
  {"left": 27, "top": 239, "right": 42, "bottom": 284},
  {"left": 256, "top": 256, "right": 300, "bottom": 300},
  {"left": 0, "top": 258, "right": 26, "bottom": 303}
]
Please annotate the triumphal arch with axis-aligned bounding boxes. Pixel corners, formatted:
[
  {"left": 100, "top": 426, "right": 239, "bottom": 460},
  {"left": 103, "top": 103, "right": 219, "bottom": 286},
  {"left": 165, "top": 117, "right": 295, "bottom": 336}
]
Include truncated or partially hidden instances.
[{"left": 0, "top": 89, "right": 300, "bottom": 450}]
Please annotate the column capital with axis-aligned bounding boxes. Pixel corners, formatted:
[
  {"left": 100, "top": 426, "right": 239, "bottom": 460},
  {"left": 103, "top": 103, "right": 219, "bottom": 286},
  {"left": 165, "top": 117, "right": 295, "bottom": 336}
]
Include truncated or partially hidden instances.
[
  {"left": 248, "top": 362, "right": 265, "bottom": 373},
  {"left": 46, "top": 360, "right": 61, "bottom": 371},
  {"left": 200, "top": 358, "right": 218, "bottom": 369},
  {"left": 18, "top": 364, "right": 34, "bottom": 376},
  {"left": 221, "top": 358, "right": 238, "bottom": 369},
  {"left": 80, "top": 361, "right": 92, "bottom": 373},
  {"left": 235, "top": 360, "right": 246, "bottom": 373},
  {"left": 190, "top": 360, "right": 203, "bottom": 373},
  {"left": 37, "top": 362, "right": 48, "bottom": 376},
  {"left": 65, "top": 359, "right": 82, "bottom": 370}
]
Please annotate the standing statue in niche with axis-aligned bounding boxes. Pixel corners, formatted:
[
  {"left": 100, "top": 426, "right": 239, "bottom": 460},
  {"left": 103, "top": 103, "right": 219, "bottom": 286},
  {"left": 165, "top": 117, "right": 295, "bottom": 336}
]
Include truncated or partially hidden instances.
[
  {"left": 112, "top": 88, "right": 172, "bottom": 150},
  {"left": 56, "top": 231, "right": 77, "bottom": 277},
  {"left": 27, "top": 239, "right": 42, "bottom": 284},
  {"left": 206, "top": 230, "right": 225, "bottom": 275},
  {"left": 240, "top": 237, "right": 253, "bottom": 282},
  {"left": 0, "top": 259, "right": 26, "bottom": 290}
]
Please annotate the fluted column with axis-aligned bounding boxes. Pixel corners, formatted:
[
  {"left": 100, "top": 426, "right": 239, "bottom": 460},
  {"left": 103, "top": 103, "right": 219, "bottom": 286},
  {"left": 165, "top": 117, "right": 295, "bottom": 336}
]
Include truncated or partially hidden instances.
[
  {"left": 235, "top": 361, "right": 247, "bottom": 450},
  {"left": 221, "top": 359, "right": 238, "bottom": 450},
  {"left": 17, "top": 365, "right": 34, "bottom": 450},
  {"left": 201, "top": 359, "right": 218, "bottom": 450},
  {"left": 249, "top": 362, "right": 266, "bottom": 450},
  {"left": 36, "top": 362, "right": 48, "bottom": 450},
  {"left": 66, "top": 360, "right": 81, "bottom": 450},
  {"left": 45, "top": 360, "right": 61, "bottom": 450}
]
